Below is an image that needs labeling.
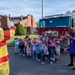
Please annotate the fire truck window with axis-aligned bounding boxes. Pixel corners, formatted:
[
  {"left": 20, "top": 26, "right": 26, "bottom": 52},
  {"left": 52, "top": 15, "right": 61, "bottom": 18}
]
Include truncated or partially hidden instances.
[
  {"left": 72, "top": 19, "right": 74, "bottom": 28},
  {"left": 41, "top": 22, "right": 43, "bottom": 28},
  {"left": 41, "top": 21, "right": 45, "bottom": 28}
]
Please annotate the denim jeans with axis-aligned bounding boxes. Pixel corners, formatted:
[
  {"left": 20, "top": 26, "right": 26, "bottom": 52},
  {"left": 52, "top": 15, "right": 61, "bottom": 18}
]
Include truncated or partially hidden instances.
[
  {"left": 32, "top": 51, "right": 36, "bottom": 58},
  {"left": 42, "top": 54, "right": 50, "bottom": 62},
  {"left": 36, "top": 53, "right": 41, "bottom": 60},
  {"left": 50, "top": 48, "right": 55, "bottom": 61}
]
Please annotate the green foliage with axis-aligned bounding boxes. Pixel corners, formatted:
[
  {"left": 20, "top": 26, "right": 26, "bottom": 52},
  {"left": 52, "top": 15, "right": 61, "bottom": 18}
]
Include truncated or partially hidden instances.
[
  {"left": 36, "top": 21, "right": 39, "bottom": 28},
  {"left": 72, "top": 10, "right": 75, "bottom": 13},
  {"left": 66, "top": 10, "right": 75, "bottom": 14},
  {"left": 65, "top": 11, "right": 71, "bottom": 14},
  {"left": 16, "top": 24, "right": 26, "bottom": 35}
]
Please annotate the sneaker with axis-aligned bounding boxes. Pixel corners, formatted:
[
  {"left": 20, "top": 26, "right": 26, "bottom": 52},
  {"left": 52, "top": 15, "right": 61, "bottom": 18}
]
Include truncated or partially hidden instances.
[
  {"left": 19, "top": 53, "right": 21, "bottom": 55},
  {"left": 36, "top": 59, "right": 39, "bottom": 61},
  {"left": 38, "top": 59, "right": 41, "bottom": 61},
  {"left": 50, "top": 62, "right": 53, "bottom": 64},
  {"left": 36, "top": 57, "right": 37, "bottom": 60},
  {"left": 73, "top": 67, "right": 75, "bottom": 70},
  {"left": 68, "top": 64, "right": 74, "bottom": 66},
  {"left": 23, "top": 54, "right": 25, "bottom": 56},
  {"left": 33, "top": 57, "right": 35, "bottom": 59},
  {"left": 41, "top": 62, "right": 45, "bottom": 64},
  {"left": 53, "top": 58, "right": 55, "bottom": 61},
  {"left": 55, "top": 58, "right": 58, "bottom": 63},
  {"left": 15, "top": 53, "right": 17, "bottom": 55}
]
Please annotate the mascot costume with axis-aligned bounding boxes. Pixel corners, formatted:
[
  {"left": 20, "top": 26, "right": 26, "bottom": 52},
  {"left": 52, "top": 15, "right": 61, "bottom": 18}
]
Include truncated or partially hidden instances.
[{"left": 0, "top": 21, "right": 16, "bottom": 75}]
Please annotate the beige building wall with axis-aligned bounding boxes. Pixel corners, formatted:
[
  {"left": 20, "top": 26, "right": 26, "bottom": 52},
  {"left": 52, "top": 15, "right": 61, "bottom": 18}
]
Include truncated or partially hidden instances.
[
  {"left": 27, "top": 15, "right": 31, "bottom": 27},
  {"left": 32, "top": 15, "right": 37, "bottom": 28},
  {"left": 20, "top": 15, "right": 37, "bottom": 28},
  {"left": 20, "top": 19, "right": 28, "bottom": 27}
]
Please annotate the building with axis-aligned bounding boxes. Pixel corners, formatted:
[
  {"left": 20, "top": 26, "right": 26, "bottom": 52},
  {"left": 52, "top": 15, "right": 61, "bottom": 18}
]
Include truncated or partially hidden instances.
[
  {"left": 11, "top": 14, "right": 37, "bottom": 28},
  {"left": 0, "top": 15, "right": 10, "bottom": 30},
  {"left": 0, "top": 14, "right": 37, "bottom": 33}
]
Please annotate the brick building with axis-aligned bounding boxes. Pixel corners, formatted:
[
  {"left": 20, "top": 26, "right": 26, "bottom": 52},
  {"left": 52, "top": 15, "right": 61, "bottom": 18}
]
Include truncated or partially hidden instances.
[
  {"left": 0, "top": 15, "right": 10, "bottom": 30},
  {"left": 0, "top": 14, "right": 37, "bottom": 33},
  {"left": 11, "top": 14, "right": 37, "bottom": 28}
]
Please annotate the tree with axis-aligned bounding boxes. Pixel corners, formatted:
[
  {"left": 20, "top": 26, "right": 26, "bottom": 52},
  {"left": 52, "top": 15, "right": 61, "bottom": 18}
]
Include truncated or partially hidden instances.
[
  {"left": 36, "top": 22, "right": 39, "bottom": 26},
  {"left": 65, "top": 11, "right": 71, "bottom": 14},
  {"left": 72, "top": 10, "right": 75, "bottom": 13},
  {"left": 16, "top": 24, "right": 26, "bottom": 35}
]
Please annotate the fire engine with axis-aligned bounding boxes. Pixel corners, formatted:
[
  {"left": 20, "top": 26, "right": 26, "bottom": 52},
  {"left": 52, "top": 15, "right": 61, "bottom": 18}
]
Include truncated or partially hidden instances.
[{"left": 38, "top": 14, "right": 74, "bottom": 37}]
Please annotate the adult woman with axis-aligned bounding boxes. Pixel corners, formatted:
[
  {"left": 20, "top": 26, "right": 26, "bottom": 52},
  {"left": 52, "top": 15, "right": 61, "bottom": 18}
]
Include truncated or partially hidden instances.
[{"left": 66, "top": 28, "right": 75, "bottom": 69}]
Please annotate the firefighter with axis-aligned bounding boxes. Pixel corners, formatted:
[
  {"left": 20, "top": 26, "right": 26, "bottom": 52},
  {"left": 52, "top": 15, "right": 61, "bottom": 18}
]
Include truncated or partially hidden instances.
[{"left": 0, "top": 21, "right": 16, "bottom": 75}]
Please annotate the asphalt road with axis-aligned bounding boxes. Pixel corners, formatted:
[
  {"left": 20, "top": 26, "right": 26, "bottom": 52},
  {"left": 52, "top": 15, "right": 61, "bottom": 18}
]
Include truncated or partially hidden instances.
[{"left": 9, "top": 48, "right": 75, "bottom": 75}]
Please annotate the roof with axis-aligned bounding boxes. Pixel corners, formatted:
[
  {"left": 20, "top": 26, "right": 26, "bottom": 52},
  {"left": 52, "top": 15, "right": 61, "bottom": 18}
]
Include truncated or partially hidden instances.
[
  {"left": 11, "top": 16, "right": 27, "bottom": 19},
  {"left": 10, "top": 16, "right": 28, "bottom": 24},
  {"left": 0, "top": 15, "right": 9, "bottom": 18},
  {"left": 41, "top": 14, "right": 71, "bottom": 20}
]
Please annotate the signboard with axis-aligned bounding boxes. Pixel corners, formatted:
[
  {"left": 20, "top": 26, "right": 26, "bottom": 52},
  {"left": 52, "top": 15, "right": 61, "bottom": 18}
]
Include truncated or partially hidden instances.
[{"left": 45, "top": 31, "right": 58, "bottom": 38}]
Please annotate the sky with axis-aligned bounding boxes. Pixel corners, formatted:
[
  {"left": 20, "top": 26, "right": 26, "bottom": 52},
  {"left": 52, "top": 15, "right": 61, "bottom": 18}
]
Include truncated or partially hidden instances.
[{"left": 0, "top": 0, "right": 75, "bottom": 21}]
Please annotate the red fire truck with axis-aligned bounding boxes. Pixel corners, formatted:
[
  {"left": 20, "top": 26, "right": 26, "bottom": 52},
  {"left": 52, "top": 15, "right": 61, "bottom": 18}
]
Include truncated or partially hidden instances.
[{"left": 38, "top": 14, "right": 74, "bottom": 37}]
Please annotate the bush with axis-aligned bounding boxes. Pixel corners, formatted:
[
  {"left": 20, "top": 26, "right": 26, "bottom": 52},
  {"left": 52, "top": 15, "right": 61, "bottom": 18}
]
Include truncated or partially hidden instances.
[{"left": 16, "top": 24, "right": 26, "bottom": 35}]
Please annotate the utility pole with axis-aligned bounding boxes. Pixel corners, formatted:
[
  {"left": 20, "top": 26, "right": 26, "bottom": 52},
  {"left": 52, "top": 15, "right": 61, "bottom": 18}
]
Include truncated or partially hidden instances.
[{"left": 42, "top": 0, "right": 44, "bottom": 18}]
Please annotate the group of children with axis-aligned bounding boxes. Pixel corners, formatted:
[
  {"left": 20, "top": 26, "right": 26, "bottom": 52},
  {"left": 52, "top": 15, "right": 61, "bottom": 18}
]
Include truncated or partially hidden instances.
[{"left": 13, "top": 36, "right": 66, "bottom": 64}]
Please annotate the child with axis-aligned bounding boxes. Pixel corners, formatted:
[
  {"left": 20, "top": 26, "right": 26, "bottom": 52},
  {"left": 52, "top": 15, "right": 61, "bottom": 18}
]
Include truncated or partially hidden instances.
[
  {"left": 55, "top": 40, "right": 61, "bottom": 62},
  {"left": 19, "top": 38, "right": 25, "bottom": 56},
  {"left": 32, "top": 40, "right": 36, "bottom": 59},
  {"left": 47, "top": 39, "right": 51, "bottom": 57},
  {"left": 49, "top": 40, "right": 55, "bottom": 64},
  {"left": 41, "top": 43, "right": 51, "bottom": 64},
  {"left": 26, "top": 43, "right": 32, "bottom": 57},
  {"left": 13, "top": 38, "right": 19, "bottom": 55},
  {"left": 35, "top": 40, "right": 42, "bottom": 61},
  {"left": 24, "top": 38, "right": 27, "bottom": 56}
]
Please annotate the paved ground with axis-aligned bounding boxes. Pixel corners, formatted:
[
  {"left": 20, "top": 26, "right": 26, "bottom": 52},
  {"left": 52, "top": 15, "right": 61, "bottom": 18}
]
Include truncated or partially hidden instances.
[{"left": 9, "top": 48, "right": 75, "bottom": 75}]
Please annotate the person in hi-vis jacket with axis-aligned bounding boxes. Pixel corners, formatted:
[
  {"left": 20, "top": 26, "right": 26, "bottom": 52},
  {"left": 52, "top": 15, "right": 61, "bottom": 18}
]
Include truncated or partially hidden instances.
[{"left": 0, "top": 21, "right": 16, "bottom": 75}]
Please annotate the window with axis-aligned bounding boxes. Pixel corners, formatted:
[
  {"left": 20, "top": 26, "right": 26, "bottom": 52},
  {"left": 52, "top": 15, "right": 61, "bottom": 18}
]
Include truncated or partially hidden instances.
[
  {"left": 41, "top": 21, "right": 45, "bottom": 28},
  {"left": 24, "top": 23, "right": 27, "bottom": 27}
]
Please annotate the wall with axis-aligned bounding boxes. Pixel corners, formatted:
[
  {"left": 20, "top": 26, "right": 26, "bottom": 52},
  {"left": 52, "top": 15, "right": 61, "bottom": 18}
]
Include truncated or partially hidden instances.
[
  {"left": 20, "top": 15, "right": 37, "bottom": 28},
  {"left": 0, "top": 16, "right": 8, "bottom": 29},
  {"left": 0, "top": 15, "right": 37, "bottom": 30},
  {"left": 27, "top": 15, "right": 32, "bottom": 27},
  {"left": 27, "top": 15, "right": 37, "bottom": 28},
  {"left": 31, "top": 15, "right": 37, "bottom": 28},
  {"left": 20, "top": 19, "right": 28, "bottom": 27}
]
